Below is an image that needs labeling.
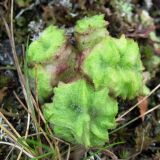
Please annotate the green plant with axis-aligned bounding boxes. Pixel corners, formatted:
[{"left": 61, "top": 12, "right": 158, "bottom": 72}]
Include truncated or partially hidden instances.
[
  {"left": 74, "top": 14, "right": 108, "bottom": 50},
  {"left": 27, "top": 15, "right": 146, "bottom": 148},
  {"left": 44, "top": 80, "right": 118, "bottom": 147},
  {"left": 82, "top": 35, "right": 144, "bottom": 99},
  {"left": 27, "top": 26, "right": 75, "bottom": 102}
]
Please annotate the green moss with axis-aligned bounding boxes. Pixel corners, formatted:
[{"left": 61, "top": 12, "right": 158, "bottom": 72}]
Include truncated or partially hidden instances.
[
  {"left": 43, "top": 80, "right": 118, "bottom": 147},
  {"left": 27, "top": 25, "right": 65, "bottom": 64}
]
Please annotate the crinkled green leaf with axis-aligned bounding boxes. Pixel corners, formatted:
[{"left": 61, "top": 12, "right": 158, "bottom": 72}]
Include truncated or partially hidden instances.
[
  {"left": 75, "top": 14, "right": 106, "bottom": 33},
  {"left": 112, "top": 35, "right": 143, "bottom": 69},
  {"left": 82, "top": 35, "right": 144, "bottom": 99},
  {"left": 27, "top": 25, "right": 65, "bottom": 64},
  {"left": 106, "top": 68, "right": 143, "bottom": 99},
  {"left": 43, "top": 80, "right": 118, "bottom": 147},
  {"left": 27, "top": 25, "right": 76, "bottom": 101},
  {"left": 75, "top": 14, "right": 108, "bottom": 50}
]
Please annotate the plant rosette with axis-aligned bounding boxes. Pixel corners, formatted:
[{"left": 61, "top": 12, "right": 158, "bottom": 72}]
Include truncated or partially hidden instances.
[
  {"left": 43, "top": 80, "right": 118, "bottom": 148},
  {"left": 27, "top": 14, "right": 148, "bottom": 148}
]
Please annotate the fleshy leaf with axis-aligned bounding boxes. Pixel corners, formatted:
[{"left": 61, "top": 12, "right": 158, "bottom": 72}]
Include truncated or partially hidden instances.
[
  {"left": 75, "top": 14, "right": 108, "bottom": 50},
  {"left": 82, "top": 35, "right": 144, "bottom": 99},
  {"left": 112, "top": 35, "right": 143, "bottom": 69},
  {"left": 43, "top": 80, "right": 118, "bottom": 147},
  {"left": 27, "top": 25, "right": 76, "bottom": 101},
  {"left": 27, "top": 25, "right": 65, "bottom": 64},
  {"left": 75, "top": 14, "right": 106, "bottom": 33}
]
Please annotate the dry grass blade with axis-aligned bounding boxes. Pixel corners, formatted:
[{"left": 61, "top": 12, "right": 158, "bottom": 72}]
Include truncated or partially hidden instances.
[
  {"left": 0, "top": 142, "right": 34, "bottom": 158},
  {"left": 0, "top": 112, "right": 21, "bottom": 138},
  {"left": 1, "top": 0, "right": 37, "bottom": 124},
  {"left": 0, "top": 116, "right": 35, "bottom": 157},
  {"left": 102, "top": 149, "right": 118, "bottom": 160},
  {"left": 0, "top": 123, "right": 17, "bottom": 142},
  {"left": 17, "top": 112, "right": 30, "bottom": 160},
  {"left": 4, "top": 146, "right": 14, "bottom": 160},
  {"left": 14, "top": 92, "right": 56, "bottom": 158},
  {"left": 13, "top": 91, "right": 32, "bottom": 115},
  {"left": 111, "top": 104, "right": 160, "bottom": 134},
  {"left": 117, "top": 83, "right": 160, "bottom": 121}
]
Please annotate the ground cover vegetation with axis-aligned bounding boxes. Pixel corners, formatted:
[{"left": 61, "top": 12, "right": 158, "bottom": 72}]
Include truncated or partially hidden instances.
[{"left": 0, "top": 0, "right": 160, "bottom": 159}]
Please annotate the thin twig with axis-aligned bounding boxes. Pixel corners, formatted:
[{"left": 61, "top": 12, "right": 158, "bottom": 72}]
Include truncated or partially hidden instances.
[
  {"left": 17, "top": 149, "right": 23, "bottom": 160},
  {"left": 0, "top": 66, "right": 16, "bottom": 70},
  {"left": 22, "top": 132, "right": 43, "bottom": 138},
  {"left": 13, "top": 93, "right": 31, "bottom": 142},
  {"left": 0, "top": 142, "right": 34, "bottom": 158},
  {"left": 15, "top": 0, "right": 41, "bottom": 19},
  {"left": 14, "top": 91, "right": 33, "bottom": 157},
  {"left": 4, "top": 146, "right": 14, "bottom": 160},
  {"left": 25, "top": 113, "right": 31, "bottom": 139},
  {"left": 0, "top": 123, "right": 33, "bottom": 157},
  {"left": 111, "top": 104, "right": 160, "bottom": 134},
  {"left": 66, "top": 144, "right": 71, "bottom": 160},
  {"left": 117, "top": 83, "right": 160, "bottom": 121},
  {"left": 0, "top": 108, "right": 18, "bottom": 117},
  {"left": 13, "top": 91, "right": 32, "bottom": 115},
  {"left": 0, "top": 124, "right": 18, "bottom": 142},
  {"left": 0, "top": 112, "right": 21, "bottom": 138},
  {"left": 17, "top": 112, "right": 31, "bottom": 160},
  {"left": 39, "top": 127, "right": 58, "bottom": 159},
  {"left": 102, "top": 149, "right": 118, "bottom": 160},
  {"left": 14, "top": 91, "right": 56, "bottom": 156},
  {"left": 1, "top": 3, "right": 37, "bottom": 124}
]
